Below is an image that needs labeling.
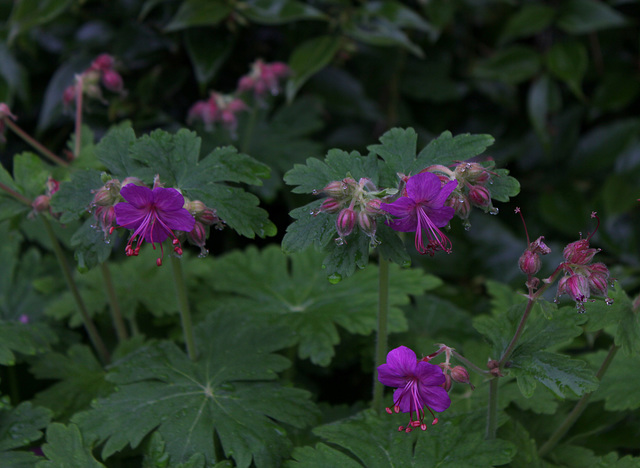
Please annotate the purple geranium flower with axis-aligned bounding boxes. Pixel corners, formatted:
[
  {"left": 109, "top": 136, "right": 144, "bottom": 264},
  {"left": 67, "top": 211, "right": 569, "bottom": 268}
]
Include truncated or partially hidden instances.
[
  {"left": 378, "top": 346, "right": 451, "bottom": 432},
  {"left": 115, "top": 184, "right": 195, "bottom": 266},
  {"left": 381, "top": 172, "right": 457, "bottom": 255}
]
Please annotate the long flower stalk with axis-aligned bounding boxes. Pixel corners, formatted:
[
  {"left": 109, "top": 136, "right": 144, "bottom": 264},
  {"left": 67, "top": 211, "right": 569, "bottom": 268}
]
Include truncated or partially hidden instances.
[
  {"left": 171, "top": 255, "right": 197, "bottom": 360},
  {"left": 41, "top": 216, "right": 110, "bottom": 364},
  {"left": 4, "top": 119, "right": 69, "bottom": 167},
  {"left": 372, "top": 256, "right": 390, "bottom": 413}
]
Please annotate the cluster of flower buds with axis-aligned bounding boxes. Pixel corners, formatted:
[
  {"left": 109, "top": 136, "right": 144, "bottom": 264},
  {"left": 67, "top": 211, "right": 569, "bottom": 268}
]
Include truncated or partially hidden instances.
[
  {"left": 183, "top": 199, "right": 225, "bottom": 257},
  {"left": 89, "top": 176, "right": 141, "bottom": 240},
  {"left": 421, "top": 344, "right": 475, "bottom": 392},
  {"left": 421, "top": 162, "right": 497, "bottom": 229},
  {"left": 30, "top": 177, "right": 60, "bottom": 218},
  {"left": 0, "top": 103, "right": 17, "bottom": 143},
  {"left": 551, "top": 212, "right": 613, "bottom": 312},
  {"left": 311, "top": 177, "right": 385, "bottom": 246},
  {"left": 237, "top": 59, "right": 290, "bottom": 99},
  {"left": 187, "top": 92, "right": 247, "bottom": 136},
  {"left": 62, "top": 54, "right": 125, "bottom": 108}
]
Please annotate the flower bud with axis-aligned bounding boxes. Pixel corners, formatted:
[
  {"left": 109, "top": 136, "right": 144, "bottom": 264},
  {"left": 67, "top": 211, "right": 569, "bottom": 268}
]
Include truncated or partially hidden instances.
[
  {"left": 90, "top": 54, "right": 115, "bottom": 71},
  {"left": 199, "top": 208, "right": 221, "bottom": 227},
  {"left": 320, "top": 198, "right": 341, "bottom": 214},
  {"left": 63, "top": 85, "right": 77, "bottom": 107},
  {"left": 519, "top": 250, "right": 541, "bottom": 276},
  {"left": 440, "top": 373, "right": 452, "bottom": 392},
  {"left": 102, "top": 69, "right": 124, "bottom": 93},
  {"left": 587, "top": 262, "right": 610, "bottom": 296},
  {"left": 357, "top": 211, "right": 376, "bottom": 237},
  {"left": 32, "top": 195, "right": 50, "bottom": 213},
  {"left": 0, "top": 103, "right": 17, "bottom": 120},
  {"left": 468, "top": 185, "right": 491, "bottom": 208},
  {"left": 563, "top": 239, "right": 599, "bottom": 265},
  {"left": 451, "top": 366, "right": 475, "bottom": 389},
  {"left": 321, "top": 181, "right": 346, "bottom": 198},
  {"left": 187, "top": 221, "right": 207, "bottom": 249},
  {"left": 447, "top": 195, "right": 471, "bottom": 219},
  {"left": 365, "top": 198, "right": 382, "bottom": 214},
  {"left": 454, "top": 162, "right": 487, "bottom": 182},
  {"left": 560, "top": 274, "right": 590, "bottom": 304},
  {"left": 336, "top": 208, "right": 356, "bottom": 237}
]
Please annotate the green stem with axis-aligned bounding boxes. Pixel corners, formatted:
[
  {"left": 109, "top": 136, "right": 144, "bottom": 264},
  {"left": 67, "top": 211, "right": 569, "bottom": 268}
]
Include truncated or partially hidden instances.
[
  {"left": 499, "top": 298, "right": 536, "bottom": 367},
  {"left": 240, "top": 106, "right": 258, "bottom": 153},
  {"left": 486, "top": 377, "right": 499, "bottom": 439},
  {"left": 41, "top": 216, "right": 110, "bottom": 364},
  {"left": 100, "top": 262, "right": 128, "bottom": 342},
  {"left": 170, "top": 256, "right": 197, "bottom": 360},
  {"left": 372, "top": 256, "right": 390, "bottom": 413},
  {"left": 4, "top": 119, "right": 69, "bottom": 167},
  {"left": 451, "top": 350, "right": 488, "bottom": 376},
  {"left": 74, "top": 75, "right": 83, "bottom": 159},
  {"left": 538, "top": 343, "right": 619, "bottom": 456},
  {"left": 0, "top": 182, "right": 32, "bottom": 206}
]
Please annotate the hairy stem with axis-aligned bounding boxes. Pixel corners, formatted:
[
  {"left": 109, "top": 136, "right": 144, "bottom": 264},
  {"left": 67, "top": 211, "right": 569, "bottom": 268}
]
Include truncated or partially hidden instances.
[
  {"left": 538, "top": 343, "right": 619, "bottom": 457},
  {"left": 0, "top": 182, "right": 32, "bottom": 206},
  {"left": 372, "top": 256, "right": 390, "bottom": 413},
  {"left": 100, "top": 262, "right": 128, "bottom": 342},
  {"left": 171, "top": 256, "right": 197, "bottom": 360},
  {"left": 42, "top": 216, "right": 110, "bottom": 364},
  {"left": 4, "top": 119, "right": 68, "bottom": 167},
  {"left": 451, "top": 350, "right": 488, "bottom": 375}
]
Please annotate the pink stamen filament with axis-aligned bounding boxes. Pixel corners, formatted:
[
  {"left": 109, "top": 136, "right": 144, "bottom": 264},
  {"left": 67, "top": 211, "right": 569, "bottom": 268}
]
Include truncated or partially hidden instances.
[{"left": 415, "top": 207, "right": 452, "bottom": 255}]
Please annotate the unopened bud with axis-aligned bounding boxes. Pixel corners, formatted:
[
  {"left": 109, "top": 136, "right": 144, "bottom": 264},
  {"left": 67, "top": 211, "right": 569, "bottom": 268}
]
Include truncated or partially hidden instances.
[
  {"left": 563, "top": 239, "right": 598, "bottom": 265},
  {"left": 587, "top": 263, "right": 610, "bottom": 296},
  {"left": 320, "top": 198, "right": 341, "bottom": 214},
  {"left": 102, "top": 69, "right": 124, "bottom": 93},
  {"left": 336, "top": 208, "right": 356, "bottom": 237},
  {"left": 447, "top": 195, "right": 471, "bottom": 219},
  {"left": 365, "top": 198, "right": 382, "bottom": 214},
  {"left": 357, "top": 211, "right": 376, "bottom": 237},
  {"left": 187, "top": 221, "right": 207, "bottom": 249},
  {"left": 451, "top": 366, "right": 475, "bottom": 389},
  {"left": 560, "top": 274, "right": 590, "bottom": 304},
  {"left": 468, "top": 185, "right": 491, "bottom": 208},
  {"left": 91, "top": 54, "right": 115, "bottom": 71},
  {"left": 441, "top": 374, "right": 452, "bottom": 392},
  {"left": 32, "top": 195, "right": 50, "bottom": 213},
  {"left": 519, "top": 250, "right": 541, "bottom": 276},
  {"left": 0, "top": 103, "right": 17, "bottom": 120}
]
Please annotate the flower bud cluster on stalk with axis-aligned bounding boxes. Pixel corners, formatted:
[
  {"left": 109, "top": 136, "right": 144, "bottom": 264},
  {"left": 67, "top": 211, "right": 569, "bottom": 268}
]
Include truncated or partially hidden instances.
[
  {"left": 311, "top": 177, "right": 385, "bottom": 246},
  {"left": 63, "top": 54, "right": 126, "bottom": 108},
  {"left": 88, "top": 174, "right": 224, "bottom": 265},
  {"left": 30, "top": 177, "right": 60, "bottom": 218},
  {"left": 187, "top": 59, "right": 289, "bottom": 137}
]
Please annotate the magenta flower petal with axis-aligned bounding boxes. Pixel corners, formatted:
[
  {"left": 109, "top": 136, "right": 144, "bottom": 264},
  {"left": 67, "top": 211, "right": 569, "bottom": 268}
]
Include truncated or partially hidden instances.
[
  {"left": 419, "top": 386, "right": 451, "bottom": 413},
  {"left": 115, "top": 184, "right": 195, "bottom": 266},
  {"left": 381, "top": 173, "right": 458, "bottom": 255}
]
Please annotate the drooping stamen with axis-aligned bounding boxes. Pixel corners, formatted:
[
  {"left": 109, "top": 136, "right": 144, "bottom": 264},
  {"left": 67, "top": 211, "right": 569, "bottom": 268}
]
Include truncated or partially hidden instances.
[
  {"left": 586, "top": 211, "right": 600, "bottom": 242},
  {"left": 415, "top": 207, "right": 453, "bottom": 255}
]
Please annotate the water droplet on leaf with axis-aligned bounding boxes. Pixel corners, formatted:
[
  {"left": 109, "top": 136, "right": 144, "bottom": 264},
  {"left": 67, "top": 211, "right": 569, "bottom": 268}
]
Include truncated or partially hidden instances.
[
  {"left": 312, "top": 189, "right": 319, "bottom": 195},
  {"left": 334, "top": 237, "right": 344, "bottom": 246},
  {"left": 328, "top": 273, "right": 342, "bottom": 284},
  {"left": 605, "top": 297, "right": 614, "bottom": 305},
  {"left": 489, "top": 207, "right": 499, "bottom": 215},
  {"left": 198, "top": 249, "right": 209, "bottom": 258}
]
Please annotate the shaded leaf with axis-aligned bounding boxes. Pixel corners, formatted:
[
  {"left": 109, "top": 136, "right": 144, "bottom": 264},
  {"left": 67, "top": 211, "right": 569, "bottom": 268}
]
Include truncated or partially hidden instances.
[
  {"left": 164, "top": 0, "right": 232, "bottom": 31},
  {"left": 0, "top": 402, "right": 52, "bottom": 452},
  {"left": 0, "top": 320, "right": 57, "bottom": 365},
  {"left": 499, "top": 4, "right": 556, "bottom": 44},
  {"left": 586, "top": 350, "right": 640, "bottom": 411},
  {"left": 36, "top": 423, "right": 105, "bottom": 468},
  {"left": 286, "top": 35, "right": 342, "bottom": 101},
  {"left": 414, "top": 131, "right": 494, "bottom": 170},
  {"left": 473, "top": 46, "right": 541, "bottom": 84},
  {"left": 50, "top": 170, "right": 103, "bottom": 223},
  {"left": 242, "top": 0, "right": 326, "bottom": 25},
  {"left": 546, "top": 40, "right": 588, "bottom": 99},
  {"left": 557, "top": 0, "right": 627, "bottom": 34}
]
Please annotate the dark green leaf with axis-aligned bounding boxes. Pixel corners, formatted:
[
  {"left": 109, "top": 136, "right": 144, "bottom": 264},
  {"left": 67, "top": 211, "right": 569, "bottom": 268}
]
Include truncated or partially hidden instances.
[
  {"left": 190, "top": 146, "right": 270, "bottom": 186},
  {"left": 414, "top": 131, "right": 494, "bottom": 170},
  {"left": 527, "top": 75, "right": 555, "bottom": 148},
  {"left": 0, "top": 41, "right": 27, "bottom": 100},
  {"left": 292, "top": 410, "right": 515, "bottom": 467},
  {"left": 557, "top": 0, "right": 627, "bottom": 34},
  {"left": 8, "top": 0, "right": 72, "bottom": 42},
  {"left": 164, "top": 0, "right": 232, "bottom": 32},
  {"left": 185, "top": 29, "right": 233, "bottom": 86},
  {"left": 36, "top": 423, "right": 105, "bottom": 468},
  {"left": 0, "top": 402, "right": 52, "bottom": 452},
  {"left": 73, "top": 312, "right": 316, "bottom": 467},
  {"left": 207, "top": 245, "right": 436, "bottom": 365},
  {"left": 592, "top": 71, "right": 640, "bottom": 113},
  {"left": 13, "top": 152, "right": 50, "bottom": 200},
  {"left": 50, "top": 170, "right": 103, "bottom": 223},
  {"left": 376, "top": 224, "right": 410, "bottom": 266},
  {"left": 368, "top": 127, "right": 417, "bottom": 187},
  {"left": 242, "top": 0, "right": 326, "bottom": 25},
  {"left": 31, "top": 345, "right": 112, "bottom": 420},
  {"left": 546, "top": 40, "right": 588, "bottom": 99},
  {"left": 0, "top": 320, "right": 57, "bottom": 365},
  {"left": 499, "top": 4, "right": 556, "bottom": 44},
  {"left": 472, "top": 46, "right": 541, "bottom": 85},
  {"left": 586, "top": 350, "right": 640, "bottom": 411},
  {"left": 488, "top": 168, "right": 520, "bottom": 203},
  {"left": 282, "top": 201, "right": 337, "bottom": 254},
  {"left": 343, "top": 15, "right": 423, "bottom": 58},
  {"left": 548, "top": 445, "right": 640, "bottom": 468},
  {"left": 363, "top": 1, "right": 435, "bottom": 35},
  {"left": 286, "top": 35, "right": 342, "bottom": 102},
  {"left": 70, "top": 218, "right": 113, "bottom": 272},
  {"left": 94, "top": 123, "right": 140, "bottom": 179}
]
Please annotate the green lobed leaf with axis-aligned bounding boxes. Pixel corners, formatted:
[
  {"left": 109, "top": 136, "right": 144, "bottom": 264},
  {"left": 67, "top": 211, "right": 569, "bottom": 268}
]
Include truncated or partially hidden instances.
[
  {"left": 548, "top": 445, "right": 640, "bottom": 468},
  {"left": 368, "top": 127, "right": 418, "bottom": 187},
  {"left": 144, "top": 431, "right": 211, "bottom": 468},
  {"left": 73, "top": 311, "right": 317, "bottom": 467},
  {"left": 0, "top": 320, "right": 57, "bottom": 365},
  {"left": 187, "top": 146, "right": 270, "bottom": 186},
  {"left": 289, "top": 410, "right": 515, "bottom": 467},
  {"left": 488, "top": 168, "right": 520, "bottom": 203},
  {"left": 472, "top": 46, "right": 541, "bottom": 85},
  {"left": 584, "top": 282, "right": 640, "bottom": 356},
  {"left": 585, "top": 350, "right": 640, "bottom": 411},
  {"left": 31, "top": 344, "right": 113, "bottom": 420},
  {"left": 363, "top": 1, "right": 435, "bottom": 35},
  {"left": 546, "top": 40, "right": 588, "bottom": 99},
  {"left": 164, "top": 0, "right": 232, "bottom": 31},
  {"left": 414, "top": 131, "right": 495, "bottom": 170},
  {"left": 69, "top": 218, "right": 113, "bottom": 272},
  {"left": 0, "top": 401, "right": 52, "bottom": 452},
  {"left": 205, "top": 245, "right": 437, "bottom": 365},
  {"left": 241, "top": 0, "right": 327, "bottom": 25},
  {"left": 557, "top": 0, "right": 627, "bottom": 34},
  {"left": 50, "top": 170, "right": 104, "bottom": 223},
  {"left": 282, "top": 201, "right": 337, "bottom": 254},
  {"left": 12, "top": 152, "right": 51, "bottom": 200},
  {"left": 36, "top": 423, "right": 105, "bottom": 468},
  {"left": 286, "top": 35, "right": 342, "bottom": 102},
  {"left": 94, "top": 123, "right": 142, "bottom": 179}
]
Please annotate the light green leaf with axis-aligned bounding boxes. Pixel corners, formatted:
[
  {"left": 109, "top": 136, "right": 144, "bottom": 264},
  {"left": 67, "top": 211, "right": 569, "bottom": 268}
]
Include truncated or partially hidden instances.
[
  {"left": 73, "top": 312, "right": 316, "bottom": 468},
  {"left": 36, "top": 423, "right": 105, "bottom": 468}
]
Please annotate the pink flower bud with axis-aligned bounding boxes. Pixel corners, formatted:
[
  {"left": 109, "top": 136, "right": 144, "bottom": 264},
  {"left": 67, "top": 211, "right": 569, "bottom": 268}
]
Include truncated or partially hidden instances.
[
  {"left": 102, "top": 69, "right": 124, "bottom": 93},
  {"left": 563, "top": 239, "right": 599, "bottom": 264},
  {"left": 560, "top": 274, "right": 590, "bottom": 304},
  {"left": 322, "top": 181, "right": 346, "bottom": 198},
  {"left": 357, "top": 211, "right": 376, "bottom": 237},
  {"left": 468, "top": 185, "right": 491, "bottom": 207},
  {"left": 32, "top": 195, "right": 50, "bottom": 213},
  {"left": 0, "top": 103, "right": 17, "bottom": 120},
  {"left": 270, "top": 62, "right": 290, "bottom": 78},
  {"left": 441, "top": 373, "right": 452, "bottom": 392},
  {"left": 447, "top": 195, "right": 471, "bottom": 219},
  {"left": 187, "top": 221, "right": 207, "bottom": 249},
  {"left": 451, "top": 366, "right": 475, "bottom": 389},
  {"left": 320, "top": 198, "right": 341, "bottom": 214},
  {"left": 199, "top": 208, "right": 221, "bottom": 226},
  {"left": 336, "top": 208, "right": 356, "bottom": 237},
  {"left": 63, "top": 85, "right": 77, "bottom": 106},
  {"left": 365, "top": 198, "right": 382, "bottom": 214},
  {"left": 91, "top": 54, "right": 115, "bottom": 71},
  {"left": 238, "top": 75, "right": 255, "bottom": 92},
  {"left": 519, "top": 250, "right": 541, "bottom": 276},
  {"left": 587, "top": 262, "right": 610, "bottom": 296}
]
